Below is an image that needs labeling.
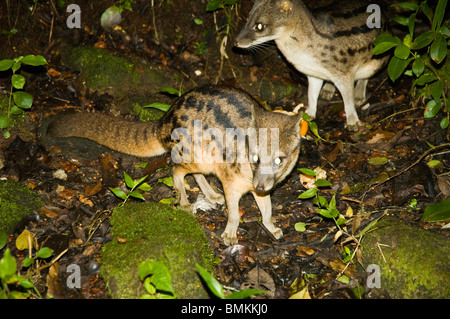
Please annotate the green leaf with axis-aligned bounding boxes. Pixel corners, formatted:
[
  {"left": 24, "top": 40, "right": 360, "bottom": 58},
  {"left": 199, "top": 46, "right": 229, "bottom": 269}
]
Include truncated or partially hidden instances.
[
  {"left": 298, "top": 188, "right": 318, "bottom": 199},
  {"left": 158, "top": 176, "right": 173, "bottom": 187},
  {"left": 137, "top": 182, "right": 153, "bottom": 192},
  {"left": 315, "top": 179, "right": 331, "bottom": 187},
  {"left": 0, "top": 116, "right": 10, "bottom": 129},
  {"left": 226, "top": 289, "right": 266, "bottom": 299},
  {"left": 430, "top": 34, "right": 447, "bottom": 64},
  {"left": 10, "top": 105, "right": 24, "bottom": 115},
  {"left": 431, "top": 80, "right": 444, "bottom": 102},
  {"left": 109, "top": 187, "right": 128, "bottom": 200},
  {"left": 128, "top": 190, "right": 145, "bottom": 201},
  {"left": 440, "top": 117, "right": 449, "bottom": 129},
  {"left": 294, "top": 222, "right": 307, "bottom": 232},
  {"left": 144, "top": 102, "right": 171, "bottom": 112},
  {"left": 431, "top": 0, "right": 447, "bottom": 31},
  {"left": 411, "top": 30, "right": 437, "bottom": 49},
  {"left": 0, "top": 249, "right": 17, "bottom": 280},
  {"left": 426, "top": 160, "right": 443, "bottom": 169},
  {"left": 144, "top": 277, "right": 156, "bottom": 294},
  {"left": 159, "top": 197, "right": 176, "bottom": 205},
  {"left": 196, "top": 263, "right": 224, "bottom": 299},
  {"left": 412, "top": 57, "right": 424, "bottom": 76},
  {"left": 372, "top": 41, "right": 399, "bottom": 55},
  {"left": 36, "top": 247, "right": 53, "bottom": 259},
  {"left": 391, "top": 2, "right": 419, "bottom": 10},
  {"left": 422, "top": 198, "right": 450, "bottom": 222},
  {"left": 394, "top": 43, "right": 410, "bottom": 60},
  {"left": 124, "top": 172, "right": 135, "bottom": 188},
  {"left": 11, "top": 74, "right": 25, "bottom": 89},
  {"left": 20, "top": 55, "right": 47, "bottom": 66},
  {"left": 22, "top": 257, "right": 34, "bottom": 268},
  {"left": 317, "top": 209, "right": 333, "bottom": 219},
  {"left": 298, "top": 168, "right": 317, "bottom": 176},
  {"left": 415, "top": 73, "right": 437, "bottom": 86},
  {"left": 13, "top": 91, "right": 33, "bottom": 109},
  {"left": 0, "top": 59, "right": 14, "bottom": 71},
  {"left": 206, "top": 0, "right": 222, "bottom": 12},
  {"left": 424, "top": 99, "right": 441, "bottom": 118},
  {"left": 390, "top": 16, "right": 410, "bottom": 26},
  {"left": 159, "top": 86, "right": 180, "bottom": 95},
  {"left": 388, "top": 56, "right": 412, "bottom": 82}
]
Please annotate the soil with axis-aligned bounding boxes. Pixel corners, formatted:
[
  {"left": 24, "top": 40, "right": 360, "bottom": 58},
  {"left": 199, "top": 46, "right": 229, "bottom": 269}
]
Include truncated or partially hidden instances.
[{"left": 0, "top": 0, "right": 449, "bottom": 300}]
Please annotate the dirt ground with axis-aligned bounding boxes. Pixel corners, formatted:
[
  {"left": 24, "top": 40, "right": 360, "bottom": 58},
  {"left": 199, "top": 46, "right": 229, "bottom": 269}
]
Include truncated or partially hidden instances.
[{"left": 0, "top": 0, "right": 449, "bottom": 300}]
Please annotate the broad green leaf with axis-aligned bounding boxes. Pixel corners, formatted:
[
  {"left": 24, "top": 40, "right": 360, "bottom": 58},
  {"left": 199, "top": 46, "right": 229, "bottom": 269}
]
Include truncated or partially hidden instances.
[
  {"left": 424, "top": 99, "right": 441, "bottom": 118},
  {"left": 426, "top": 160, "right": 443, "bottom": 170},
  {"left": 0, "top": 116, "right": 10, "bottom": 129},
  {"left": 196, "top": 263, "right": 224, "bottom": 299},
  {"left": 22, "top": 257, "right": 34, "bottom": 268},
  {"left": 159, "top": 197, "right": 175, "bottom": 205},
  {"left": 394, "top": 43, "right": 411, "bottom": 60},
  {"left": 440, "top": 117, "right": 449, "bottom": 129},
  {"left": 431, "top": 80, "right": 444, "bottom": 102},
  {"left": 149, "top": 261, "right": 175, "bottom": 294},
  {"left": 137, "top": 182, "right": 153, "bottom": 192},
  {"left": 13, "top": 91, "right": 33, "bottom": 109},
  {"left": 388, "top": 56, "right": 412, "bottom": 82},
  {"left": 412, "top": 57, "right": 424, "bottom": 76},
  {"left": 372, "top": 41, "right": 398, "bottom": 55},
  {"left": 20, "top": 55, "right": 47, "bottom": 66},
  {"left": 430, "top": 34, "right": 447, "bottom": 64},
  {"left": 415, "top": 73, "right": 437, "bottom": 86},
  {"left": 315, "top": 179, "right": 331, "bottom": 187},
  {"left": 36, "top": 247, "right": 54, "bottom": 259},
  {"left": 11, "top": 74, "right": 25, "bottom": 89},
  {"left": 109, "top": 187, "right": 128, "bottom": 200},
  {"left": 124, "top": 172, "right": 135, "bottom": 188},
  {"left": 317, "top": 209, "right": 333, "bottom": 219},
  {"left": 10, "top": 105, "right": 24, "bottom": 115},
  {"left": 0, "top": 249, "right": 17, "bottom": 279},
  {"left": 144, "top": 278, "right": 156, "bottom": 294},
  {"left": 0, "top": 59, "right": 14, "bottom": 71},
  {"left": 128, "top": 190, "right": 145, "bottom": 201},
  {"left": 411, "top": 30, "right": 437, "bottom": 49},
  {"left": 298, "top": 168, "right": 317, "bottom": 176},
  {"left": 298, "top": 188, "right": 318, "bottom": 199},
  {"left": 158, "top": 177, "right": 173, "bottom": 187},
  {"left": 374, "top": 34, "right": 401, "bottom": 46},
  {"left": 294, "top": 222, "right": 307, "bottom": 232},
  {"left": 422, "top": 198, "right": 450, "bottom": 222},
  {"left": 206, "top": 0, "right": 222, "bottom": 12},
  {"left": 144, "top": 102, "right": 171, "bottom": 112}
]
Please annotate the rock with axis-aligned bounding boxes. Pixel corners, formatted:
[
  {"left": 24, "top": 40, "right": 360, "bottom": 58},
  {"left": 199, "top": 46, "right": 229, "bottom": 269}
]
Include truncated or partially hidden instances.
[
  {"left": 0, "top": 180, "right": 43, "bottom": 234},
  {"left": 100, "top": 202, "right": 215, "bottom": 299},
  {"left": 361, "top": 216, "right": 450, "bottom": 298}
]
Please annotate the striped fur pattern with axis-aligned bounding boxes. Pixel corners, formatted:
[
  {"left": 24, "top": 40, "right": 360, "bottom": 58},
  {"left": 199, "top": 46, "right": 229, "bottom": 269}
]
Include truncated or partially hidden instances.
[
  {"left": 234, "top": 0, "right": 390, "bottom": 130},
  {"left": 47, "top": 86, "right": 302, "bottom": 245}
]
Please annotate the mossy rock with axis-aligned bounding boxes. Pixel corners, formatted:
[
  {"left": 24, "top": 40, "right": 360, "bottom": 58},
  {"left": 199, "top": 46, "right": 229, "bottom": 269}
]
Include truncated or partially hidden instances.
[
  {"left": 58, "top": 44, "right": 188, "bottom": 113},
  {"left": 0, "top": 180, "right": 43, "bottom": 234},
  {"left": 361, "top": 216, "right": 450, "bottom": 298},
  {"left": 101, "top": 202, "right": 215, "bottom": 299}
]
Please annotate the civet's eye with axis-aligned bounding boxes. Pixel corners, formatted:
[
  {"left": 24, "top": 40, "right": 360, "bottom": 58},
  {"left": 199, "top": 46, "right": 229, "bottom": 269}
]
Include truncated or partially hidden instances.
[
  {"left": 252, "top": 154, "right": 259, "bottom": 163},
  {"left": 274, "top": 157, "right": 282, "bottom": 166},
  {"left": 254, "top": 23, "right": 266, "bottom": 32}
]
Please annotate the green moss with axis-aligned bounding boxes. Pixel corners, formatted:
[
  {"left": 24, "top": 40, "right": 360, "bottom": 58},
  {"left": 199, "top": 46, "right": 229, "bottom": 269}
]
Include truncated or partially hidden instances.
[
  {"left": 100, "top": 202, "right": 215, "bottom": 299},
  {"left": 0, "top": 181, "right": 43, "bottom": 234},
  {"left": 362, "top": 216, "right": 450, "bottom": 298}
]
